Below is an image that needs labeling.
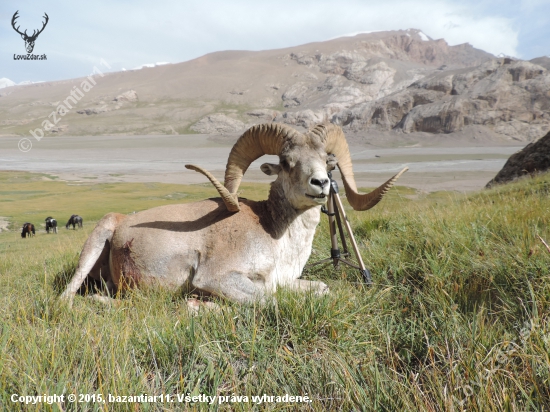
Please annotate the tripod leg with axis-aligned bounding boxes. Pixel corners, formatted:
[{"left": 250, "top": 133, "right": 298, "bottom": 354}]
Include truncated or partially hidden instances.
[
  {"left": 332, "top": 192, "right": 373, "bottom": 284},
  {"left": 334, "top": 200, "right": 349, "bottom": 255},
  {"left": 326, "top": 192, "right": 340, "bottom": 268}
]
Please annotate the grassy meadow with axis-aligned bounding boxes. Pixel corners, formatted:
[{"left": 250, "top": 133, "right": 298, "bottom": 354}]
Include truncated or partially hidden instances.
[{"left": 0, "top": 170, "right": 549, "bottom": 411}]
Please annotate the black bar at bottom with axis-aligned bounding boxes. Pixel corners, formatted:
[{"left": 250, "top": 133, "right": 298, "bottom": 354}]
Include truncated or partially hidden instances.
[{"left": 330, "top": 248, "right": 340, "bottom": 259}]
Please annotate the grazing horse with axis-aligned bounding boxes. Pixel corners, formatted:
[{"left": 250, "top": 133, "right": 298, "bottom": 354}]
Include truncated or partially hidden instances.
[
  {"left": 21, "top": 223, "right": 35, "bottom": 238},
  {"left": 66, "top": 215, "right": 83, "bottom": 230},
  {"left": 45, "top": 217, "right": 58, "bottom": 234}
]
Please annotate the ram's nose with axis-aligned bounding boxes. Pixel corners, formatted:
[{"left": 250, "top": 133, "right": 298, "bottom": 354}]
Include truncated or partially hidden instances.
[{"left": 310, "top": 177, "right": 329, "bottom": 189}]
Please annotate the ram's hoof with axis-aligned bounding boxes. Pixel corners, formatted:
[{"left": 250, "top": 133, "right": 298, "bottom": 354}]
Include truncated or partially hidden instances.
[
  {"left": 88, "top": 294, "right": 121, "bottom": 307},
  {"left": 186, "top": 298, "right": 220, "bottom": 315},
  {"left": 315, "top": 282, "right": 329, "bottom": 296}
]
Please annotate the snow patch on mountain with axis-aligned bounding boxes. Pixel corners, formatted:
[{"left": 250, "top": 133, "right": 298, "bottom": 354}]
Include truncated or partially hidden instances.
[
  {"left": 0, "top": 78, "right": 42, "bottom": 89},
  {"left": 418, "top": 31, "right": 430, "bottom": 41},
  {"left": 130, "top": 62, "right": 171, "bottom": 70},
  {"left": 0, "top": 78, "right": 15, "bottom": 89}
]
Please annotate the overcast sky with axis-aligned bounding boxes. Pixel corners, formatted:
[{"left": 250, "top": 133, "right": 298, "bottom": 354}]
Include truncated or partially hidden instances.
[{"left": 0, "top": 0, "right": 549, "bottom": 83}]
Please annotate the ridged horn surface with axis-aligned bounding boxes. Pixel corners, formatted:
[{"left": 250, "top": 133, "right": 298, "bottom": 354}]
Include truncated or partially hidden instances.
[
  {"left": 348, "top": 167, "right": 409, "bottom": 211},
  {"left": 224, "top": 123, "right": 301, "bottom": 195},
  {"left": 319, "top": 123, "right": 408, "bottom": 211},
  {"left": 185, "top": 164, "right": 240, "bottom": 212}
]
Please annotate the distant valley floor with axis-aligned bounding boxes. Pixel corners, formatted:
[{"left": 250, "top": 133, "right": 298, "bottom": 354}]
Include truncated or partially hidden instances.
[{"left": 0, "top": 133, "right": 523, "bottom": 193}]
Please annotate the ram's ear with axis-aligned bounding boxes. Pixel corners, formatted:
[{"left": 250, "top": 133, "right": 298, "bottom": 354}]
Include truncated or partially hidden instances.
[{"left": 260, "top": 163, "right": 282, "bottom": 176}]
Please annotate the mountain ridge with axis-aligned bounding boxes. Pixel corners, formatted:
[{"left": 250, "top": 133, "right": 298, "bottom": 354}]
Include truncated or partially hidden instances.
[{"left": 1, "top": 29, "right": 548, "bottom": 144}]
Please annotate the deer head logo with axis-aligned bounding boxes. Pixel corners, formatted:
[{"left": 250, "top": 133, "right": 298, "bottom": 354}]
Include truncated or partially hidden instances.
[{"left": 11, "top": 11, "right": 49, "bottom": 54}]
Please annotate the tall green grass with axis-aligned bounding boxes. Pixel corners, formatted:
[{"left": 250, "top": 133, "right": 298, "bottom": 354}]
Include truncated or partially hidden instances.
[
  {"left": 0, "top": 171, "right": 548, "bottom": 411},
  {"left": 0, "top": 171, "right": 270, "bottom": 228}
]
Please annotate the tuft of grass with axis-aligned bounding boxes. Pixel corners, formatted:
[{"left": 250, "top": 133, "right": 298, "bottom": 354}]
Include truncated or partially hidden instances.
[{"left": 0, "top": 171, "right": 549, "bottom": 410}]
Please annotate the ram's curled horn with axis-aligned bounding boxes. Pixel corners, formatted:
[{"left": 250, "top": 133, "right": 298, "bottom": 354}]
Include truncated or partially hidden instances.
[
  {"left": 315, "top": 123, "right": 408, "bottom": 211},
  {"left": 223, "top": 123, "right": 301, "bottom": 195},
  {"left": 186, "top": 123, "right": 300, "bottom": 212},
  {"left": 185, "top": 165, "right": 240, "bottom": 212}
]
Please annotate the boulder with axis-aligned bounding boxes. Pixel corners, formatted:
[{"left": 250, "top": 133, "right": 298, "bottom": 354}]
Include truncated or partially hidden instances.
[
  {"left": 76, "top": 106, "right": 110, "bottom": 115},
  {"left": 190, "top": 114, "right": 246, "bottom": 134},
  {"left": 486, "top": 130, "right": 550, "bottom": 187},
  {"left": 50, "top": 124, "right": 68, "bottom": 133},
  {"left": 282, "top": 83, "right": 309, "bottom": 107},
  {"left": 246, "top": 109, "right": 280, "bottom": 122},
  {"left": 113, "top": 90, "right": 139, "bottom": 102},
  {"left": 276, "top": 109, "right": 325, "bottom": 128}
]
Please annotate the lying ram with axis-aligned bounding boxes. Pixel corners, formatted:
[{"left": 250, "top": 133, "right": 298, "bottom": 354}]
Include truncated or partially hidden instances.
[{"left": 61, "top": 123, "right": 406, "bottom": 306}]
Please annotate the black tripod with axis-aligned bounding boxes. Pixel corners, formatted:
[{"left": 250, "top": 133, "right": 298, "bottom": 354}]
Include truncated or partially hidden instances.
[{"left": 306, "top": 170, "right": 372, "bottom": 284}]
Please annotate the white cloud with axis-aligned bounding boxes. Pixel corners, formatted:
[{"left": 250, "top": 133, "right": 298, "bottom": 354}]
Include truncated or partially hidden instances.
[
  {"left": 0, "top": 0, "right": 532, "bottom": 82},
  {"left": 520, "top": 0, "right": 549, "bottom": 12},
  {"left": 321, "top": 0, "right": 519, "bottom": 57},
  {"left": 87, "top": 0, "right": 519, "bottom": 59}
]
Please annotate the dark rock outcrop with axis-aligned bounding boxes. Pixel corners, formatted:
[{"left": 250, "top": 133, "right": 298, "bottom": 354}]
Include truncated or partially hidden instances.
[{"left": 486, "top": 130, "right": 550, "bottom": 187}]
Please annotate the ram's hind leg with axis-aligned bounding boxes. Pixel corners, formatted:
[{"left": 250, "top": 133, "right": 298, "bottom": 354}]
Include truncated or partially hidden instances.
[{"left": 60, "top": 213, "right": 126, "bottom": 306}]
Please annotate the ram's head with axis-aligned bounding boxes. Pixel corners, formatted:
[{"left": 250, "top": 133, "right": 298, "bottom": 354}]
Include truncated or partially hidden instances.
[{"left": 186, "top": 123, "right": 407, "bottom": 212}]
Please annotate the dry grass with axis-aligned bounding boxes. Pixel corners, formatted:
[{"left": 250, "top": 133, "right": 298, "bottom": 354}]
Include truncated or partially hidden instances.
[{"left": 0, "top": 171, "right": 549, "bottom": 411}]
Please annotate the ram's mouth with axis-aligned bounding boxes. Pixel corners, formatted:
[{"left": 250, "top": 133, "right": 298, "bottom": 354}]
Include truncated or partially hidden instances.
[{"left": 306, "top": 193, "right": 327, "bottom": 199}]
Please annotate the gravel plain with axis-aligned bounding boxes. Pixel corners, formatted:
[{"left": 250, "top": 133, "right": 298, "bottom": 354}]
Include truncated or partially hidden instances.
[{"left": 0, "top": 134, "right": 523, "bottom": 192}]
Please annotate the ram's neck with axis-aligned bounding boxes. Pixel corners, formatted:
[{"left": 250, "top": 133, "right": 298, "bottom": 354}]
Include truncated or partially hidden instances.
[{"left": 259, "top": 180, "right": 321, "bottom": 239}]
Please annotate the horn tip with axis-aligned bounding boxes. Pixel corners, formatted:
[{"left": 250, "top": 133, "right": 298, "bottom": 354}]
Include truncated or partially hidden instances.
[
  {"left": 185, "top": 164, "right": 203, "bottom": 173},
  {"left": 393, "top": 167, "right": 409, "bottom": 181}
]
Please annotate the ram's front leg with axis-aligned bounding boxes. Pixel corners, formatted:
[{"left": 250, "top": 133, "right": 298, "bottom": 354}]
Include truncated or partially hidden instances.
[
  {"left": 192, "top": 271, "right": 269, "bottom": 304},
  {"left": 287, "top": 279, "right": 329, "bottom": 296}
]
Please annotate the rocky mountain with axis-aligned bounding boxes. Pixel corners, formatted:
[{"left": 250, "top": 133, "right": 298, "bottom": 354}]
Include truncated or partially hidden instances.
[
  {"left": 530, "top": 56, "right": 550, "bottom": 71},
  {"left": 486, "top": 130, "right": 550, "bottom": 187},
  {"left": 333, "top": 58, "right": 550, "bottom": 142},
  {"left": 1, "top": 29, "right": 548, "bottom": 144}
]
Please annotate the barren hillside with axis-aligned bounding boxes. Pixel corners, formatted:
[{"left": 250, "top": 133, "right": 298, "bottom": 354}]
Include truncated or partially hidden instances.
[{"left": 1, "top": 29, "right": 548, "bottom": 143}]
